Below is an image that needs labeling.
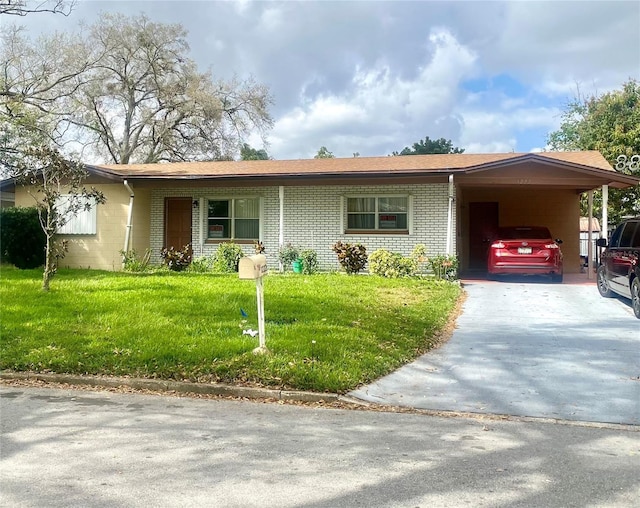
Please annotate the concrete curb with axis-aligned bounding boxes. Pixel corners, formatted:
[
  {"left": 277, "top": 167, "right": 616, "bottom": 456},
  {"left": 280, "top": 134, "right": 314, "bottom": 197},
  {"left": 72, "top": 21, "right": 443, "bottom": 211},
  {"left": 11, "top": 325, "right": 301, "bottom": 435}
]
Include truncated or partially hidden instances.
[
  {"left": 0, "top": 371, "right": 339, "bottom": 404},
  {"left": 3, "top": 371, "right": 638, "bottom": 432}
]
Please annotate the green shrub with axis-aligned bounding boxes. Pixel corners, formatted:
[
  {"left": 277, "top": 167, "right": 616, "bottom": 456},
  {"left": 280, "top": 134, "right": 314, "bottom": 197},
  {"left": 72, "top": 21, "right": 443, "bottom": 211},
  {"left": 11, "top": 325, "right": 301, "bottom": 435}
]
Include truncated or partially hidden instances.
[
  {"left": 369, "top": 249, "right": 417, "bottom": 278},
  {"left": 428, "top": 254, "right": 459, "bottom": 280},
  {"left": 212, "top": 242, "right": 244, "bottom": 272},
  {"left": 278, "top": 242, "right": 299, "bottom": 271},
  {"left": 160, "top": 244, "right": 192, "bottom": 272},
  {"left": 411, "top": 244, "right": 427, "bottom": 264},
  {"left": 0, "top": 207, "right": 46, "bottom": 269},
  {"left": 332, "top": 241, "right": 367, "bottom": 274},
  {"left": 188, "top": 255, "right": 214, "bottom": 273},
  {"left": 299, "top": 248, "right": 319, "bottom": 274},
  {"left": 120, "top": 249, "right": 152, "bottom": 272}
]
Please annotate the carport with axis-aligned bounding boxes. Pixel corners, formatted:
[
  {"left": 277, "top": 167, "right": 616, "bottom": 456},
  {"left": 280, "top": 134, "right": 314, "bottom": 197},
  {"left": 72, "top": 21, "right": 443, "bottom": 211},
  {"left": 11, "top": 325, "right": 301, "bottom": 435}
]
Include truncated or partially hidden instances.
[{"left": 452, "top": 152, "right": 640, "bottom": 275}]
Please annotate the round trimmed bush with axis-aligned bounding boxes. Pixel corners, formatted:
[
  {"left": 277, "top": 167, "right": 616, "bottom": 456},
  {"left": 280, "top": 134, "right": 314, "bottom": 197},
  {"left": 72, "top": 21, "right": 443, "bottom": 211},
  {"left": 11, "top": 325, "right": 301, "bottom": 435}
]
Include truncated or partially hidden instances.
[{"left": 0, "top": 207, "right": 46, "bottom": 269}]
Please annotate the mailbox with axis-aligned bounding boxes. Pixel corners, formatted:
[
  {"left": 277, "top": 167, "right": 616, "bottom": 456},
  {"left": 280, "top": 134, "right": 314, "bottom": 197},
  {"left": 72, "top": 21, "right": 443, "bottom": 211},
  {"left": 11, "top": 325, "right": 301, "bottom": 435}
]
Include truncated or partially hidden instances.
[{"left": 238, "top": 254, "right": 268, "bottom": 280}]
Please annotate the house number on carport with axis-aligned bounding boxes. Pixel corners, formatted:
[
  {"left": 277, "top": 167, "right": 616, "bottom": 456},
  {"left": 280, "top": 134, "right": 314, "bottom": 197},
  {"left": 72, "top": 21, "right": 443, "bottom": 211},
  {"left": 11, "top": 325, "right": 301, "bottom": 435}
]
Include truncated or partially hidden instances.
[{"left": 238, "top": 254, "right": 269, "bottom": 354}]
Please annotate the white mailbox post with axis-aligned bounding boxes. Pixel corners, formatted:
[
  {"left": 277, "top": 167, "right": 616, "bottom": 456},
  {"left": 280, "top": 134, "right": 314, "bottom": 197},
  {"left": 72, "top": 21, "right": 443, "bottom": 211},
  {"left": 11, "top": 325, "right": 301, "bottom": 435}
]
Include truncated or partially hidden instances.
[{"left": 238, "top": 254, "right": 268, "bottom": 354}]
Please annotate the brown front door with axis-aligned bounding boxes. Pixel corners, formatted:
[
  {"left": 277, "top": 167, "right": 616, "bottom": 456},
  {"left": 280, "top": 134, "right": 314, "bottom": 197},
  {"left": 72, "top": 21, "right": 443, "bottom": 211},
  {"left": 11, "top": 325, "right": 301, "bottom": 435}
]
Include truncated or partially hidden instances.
[
  {"left": 468, "top": 202, "right": 499, "bottom": 271},
  {"left": 164, "top": 197, "right": 193, "bottom": 250}
]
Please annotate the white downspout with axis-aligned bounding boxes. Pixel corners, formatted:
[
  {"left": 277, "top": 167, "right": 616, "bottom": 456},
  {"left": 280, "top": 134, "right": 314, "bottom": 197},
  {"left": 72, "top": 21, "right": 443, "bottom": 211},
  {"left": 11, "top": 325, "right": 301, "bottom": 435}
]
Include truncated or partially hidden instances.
[
  {"left": 123, "top": 180, "right": 134, "bottom": 262},
  {"left": 446, "top": 174, "right": 454, "bottom": 255},
  {"left": 200, "top": 197, "right": 205, "bottom": 256},
  {"left": 279, "top": 185, "right": 284, "bottom": 272}
]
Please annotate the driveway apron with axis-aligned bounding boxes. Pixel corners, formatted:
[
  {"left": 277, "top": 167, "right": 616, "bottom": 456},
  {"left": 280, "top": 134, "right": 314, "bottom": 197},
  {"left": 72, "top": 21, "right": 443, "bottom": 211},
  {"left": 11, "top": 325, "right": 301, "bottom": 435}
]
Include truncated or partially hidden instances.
[{"left": 350, "top": 279, "right": 640, "bottom": 425}]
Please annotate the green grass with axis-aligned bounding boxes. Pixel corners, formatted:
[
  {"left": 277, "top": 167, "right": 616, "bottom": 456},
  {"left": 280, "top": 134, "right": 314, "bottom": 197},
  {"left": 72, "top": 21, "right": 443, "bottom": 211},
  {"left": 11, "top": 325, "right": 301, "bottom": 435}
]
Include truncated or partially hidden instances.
[{"left": 0, "top": 267, "right": 461, "bottom": 393}]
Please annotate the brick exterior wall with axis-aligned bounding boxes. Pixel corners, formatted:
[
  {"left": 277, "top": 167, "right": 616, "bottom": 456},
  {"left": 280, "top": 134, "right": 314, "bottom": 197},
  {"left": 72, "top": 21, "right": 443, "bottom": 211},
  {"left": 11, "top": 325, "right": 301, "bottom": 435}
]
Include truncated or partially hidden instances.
[
  {"left": 150, "top": 183, "right": 453, "bottom": 270},
  {"left": 12, "top": 179, "right": 586, "bottom": 274}
]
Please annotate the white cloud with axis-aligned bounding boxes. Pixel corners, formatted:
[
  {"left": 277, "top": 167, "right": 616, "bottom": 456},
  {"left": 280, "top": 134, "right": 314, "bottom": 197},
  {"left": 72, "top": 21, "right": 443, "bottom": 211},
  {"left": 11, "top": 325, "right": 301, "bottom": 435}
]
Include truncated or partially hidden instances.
[
  {"left": 259, "top": 6, "right": 284, "bottom": 32},
  {"left": 230, "top": 0, "right": 252, "bottom": 16},
  {"left": 459, "top": 106, "right": 561, "bottom": 154},
  {"left": 487, "top": 1, "right": 639, "bottom": 96},
  {"left": 269, "top": 27, "right": 479, "bottom": 158}
]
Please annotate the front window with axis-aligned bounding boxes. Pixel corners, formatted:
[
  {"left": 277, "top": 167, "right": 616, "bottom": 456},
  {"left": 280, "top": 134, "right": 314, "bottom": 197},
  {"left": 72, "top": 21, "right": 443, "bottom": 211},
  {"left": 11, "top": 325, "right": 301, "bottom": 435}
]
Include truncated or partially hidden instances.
[
  {"left": 347, "top": 196, "right": 408, "bottom": 231},
  {"left": 207, "top": 198, "right": 259, "bottom": 240}
]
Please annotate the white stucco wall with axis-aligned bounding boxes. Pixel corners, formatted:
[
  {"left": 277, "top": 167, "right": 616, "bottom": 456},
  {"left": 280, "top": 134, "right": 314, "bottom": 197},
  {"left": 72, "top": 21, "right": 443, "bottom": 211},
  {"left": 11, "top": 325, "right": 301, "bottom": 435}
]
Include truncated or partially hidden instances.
[{"left": 15, "top": 183, "right": 150, "bottom": 271}]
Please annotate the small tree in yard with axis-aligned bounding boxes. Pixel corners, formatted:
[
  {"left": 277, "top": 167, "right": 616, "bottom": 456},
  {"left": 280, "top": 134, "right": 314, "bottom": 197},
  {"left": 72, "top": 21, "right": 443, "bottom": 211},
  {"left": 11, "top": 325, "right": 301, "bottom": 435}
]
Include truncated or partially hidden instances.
[{"left": 11, "top": 146, "right": 105, "bottom": 290}]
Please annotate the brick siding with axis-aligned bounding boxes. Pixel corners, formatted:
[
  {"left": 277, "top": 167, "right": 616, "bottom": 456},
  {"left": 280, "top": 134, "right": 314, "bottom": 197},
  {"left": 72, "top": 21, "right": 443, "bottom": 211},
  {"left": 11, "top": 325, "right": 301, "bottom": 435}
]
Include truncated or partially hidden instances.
[{"left": 150, "top": 183, "right": 454, "bottom": 270}]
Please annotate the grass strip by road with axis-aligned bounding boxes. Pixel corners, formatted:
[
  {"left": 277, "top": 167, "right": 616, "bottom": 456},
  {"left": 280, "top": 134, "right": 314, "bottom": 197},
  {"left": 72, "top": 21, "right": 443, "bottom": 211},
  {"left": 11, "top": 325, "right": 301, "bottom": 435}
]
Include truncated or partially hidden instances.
[{"left": 0, "top": 267, "right": 461, "bottom": 393}]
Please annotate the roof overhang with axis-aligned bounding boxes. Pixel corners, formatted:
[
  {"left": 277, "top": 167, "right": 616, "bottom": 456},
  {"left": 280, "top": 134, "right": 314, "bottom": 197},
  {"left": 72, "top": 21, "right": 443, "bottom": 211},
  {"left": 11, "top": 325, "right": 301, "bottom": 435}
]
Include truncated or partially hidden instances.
[
  {"left": 78, "top": 151, "right": 640, "bottom": 192},
  {"left": 455, "top": 154, "right": 639, "bottom": 192}
]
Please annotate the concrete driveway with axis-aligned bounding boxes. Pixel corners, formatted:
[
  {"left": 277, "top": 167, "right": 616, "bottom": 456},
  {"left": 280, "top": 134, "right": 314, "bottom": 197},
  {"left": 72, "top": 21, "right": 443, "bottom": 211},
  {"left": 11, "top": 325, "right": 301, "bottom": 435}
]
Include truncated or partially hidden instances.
[{"left": 350, "top": 276, "right": 640, "bottom": 425}]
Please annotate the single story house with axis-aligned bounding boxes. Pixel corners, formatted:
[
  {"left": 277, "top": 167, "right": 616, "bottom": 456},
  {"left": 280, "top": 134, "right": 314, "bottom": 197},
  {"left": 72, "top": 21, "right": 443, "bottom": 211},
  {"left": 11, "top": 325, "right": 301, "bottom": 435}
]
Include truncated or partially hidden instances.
[{"left": 9, "top": 151, "right": 640, "bottom": 275}]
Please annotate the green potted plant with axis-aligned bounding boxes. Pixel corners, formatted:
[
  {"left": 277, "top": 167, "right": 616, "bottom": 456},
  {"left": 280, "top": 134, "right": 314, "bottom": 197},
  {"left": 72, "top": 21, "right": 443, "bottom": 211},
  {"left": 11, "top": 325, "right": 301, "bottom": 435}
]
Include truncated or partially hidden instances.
[
  {"left": 291, "top": 258, "right": 303, "bottom": 273},
  {"left": 278, "top": 243, "right": 299, "bottom": 272}
]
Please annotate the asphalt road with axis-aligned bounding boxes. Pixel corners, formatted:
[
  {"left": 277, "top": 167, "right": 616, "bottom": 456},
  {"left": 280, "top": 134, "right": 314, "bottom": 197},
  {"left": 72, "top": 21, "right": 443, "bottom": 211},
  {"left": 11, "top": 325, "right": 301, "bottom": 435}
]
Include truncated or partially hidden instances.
[
  {"left": 351, "top": 280, "right": 640, "bottom": 425},
  {"left": 1, "top": 385, "right": 639, "bottom": 508}
]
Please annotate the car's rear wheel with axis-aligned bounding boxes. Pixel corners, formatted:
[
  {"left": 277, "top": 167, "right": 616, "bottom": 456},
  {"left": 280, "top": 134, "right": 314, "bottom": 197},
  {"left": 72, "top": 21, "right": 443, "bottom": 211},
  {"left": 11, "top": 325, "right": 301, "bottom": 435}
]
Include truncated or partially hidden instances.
[
  {"left": 631, "top": 277, "right": 640, "bottom": 319},
  {"left": 597, "top": 265, "right": 614, "bottom": 298}
]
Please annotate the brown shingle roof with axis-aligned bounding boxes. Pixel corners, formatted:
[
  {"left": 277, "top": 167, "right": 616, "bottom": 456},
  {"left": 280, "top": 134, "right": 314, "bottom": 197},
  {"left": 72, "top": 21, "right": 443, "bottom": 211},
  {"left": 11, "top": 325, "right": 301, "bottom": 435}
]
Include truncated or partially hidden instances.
[{"left": 90, "top": 151, "right": 615, "bottom": 179}]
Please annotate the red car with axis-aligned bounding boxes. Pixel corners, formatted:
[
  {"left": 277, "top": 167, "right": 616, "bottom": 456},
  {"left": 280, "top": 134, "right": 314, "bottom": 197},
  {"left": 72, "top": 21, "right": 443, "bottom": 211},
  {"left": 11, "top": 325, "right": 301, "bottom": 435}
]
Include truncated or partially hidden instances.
[{"left": 487, "top": 226, "right": 564, "bottom": 282}]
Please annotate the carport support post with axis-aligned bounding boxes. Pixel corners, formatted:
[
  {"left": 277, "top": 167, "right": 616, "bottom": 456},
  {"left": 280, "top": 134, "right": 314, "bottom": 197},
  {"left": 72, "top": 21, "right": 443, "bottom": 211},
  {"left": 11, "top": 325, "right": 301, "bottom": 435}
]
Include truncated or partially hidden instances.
[
  {"left": 602, "top": 185, "right": 608, "bottom": 241},
  {"left": 587, "top": 190, "right": 594, "bottom": 279}
]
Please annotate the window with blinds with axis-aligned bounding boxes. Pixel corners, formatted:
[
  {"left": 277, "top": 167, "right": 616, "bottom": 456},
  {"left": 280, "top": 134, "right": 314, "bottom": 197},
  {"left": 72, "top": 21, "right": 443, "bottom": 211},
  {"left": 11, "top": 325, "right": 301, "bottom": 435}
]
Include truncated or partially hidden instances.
[
  {"left": 346, "top": 196, "right": 408, "bottom": 232},
  {"left": 207, "top": 198, "right": 260, "bottom": 240}
]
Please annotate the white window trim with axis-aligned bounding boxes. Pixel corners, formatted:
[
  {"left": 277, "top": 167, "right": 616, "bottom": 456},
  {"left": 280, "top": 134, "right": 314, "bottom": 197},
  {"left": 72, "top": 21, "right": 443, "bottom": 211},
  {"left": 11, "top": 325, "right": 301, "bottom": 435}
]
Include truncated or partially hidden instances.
[
  {"left": 56, "top": 195, "right": 97, "bottom": 235},
  {"left": 205, "top": 196, "right": 262, "bottom": 241},
  {"left": 344, "top": 194, "right": 412, "bottom": 234},
  {"left": 408, "top": 194, "right": 414, "bottom": 235}
]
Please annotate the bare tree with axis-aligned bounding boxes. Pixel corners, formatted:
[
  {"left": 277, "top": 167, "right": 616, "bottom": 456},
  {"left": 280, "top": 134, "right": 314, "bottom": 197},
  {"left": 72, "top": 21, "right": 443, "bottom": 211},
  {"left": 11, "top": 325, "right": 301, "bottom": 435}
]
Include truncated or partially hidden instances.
[
  {"left": 0, "top": 26, "right": 89, "bottom": 110},
  {"left": 2, "top": 13, "right": 273, "bottom": 164},
  {"left": 0, "top": 0, "right": 75, "bottom": 16},
  {"left": 0, "top": 26, "right": 98, "bottom": 178},
  {"left": 64, "top": 13, "right": 273, "bottom": 163}
]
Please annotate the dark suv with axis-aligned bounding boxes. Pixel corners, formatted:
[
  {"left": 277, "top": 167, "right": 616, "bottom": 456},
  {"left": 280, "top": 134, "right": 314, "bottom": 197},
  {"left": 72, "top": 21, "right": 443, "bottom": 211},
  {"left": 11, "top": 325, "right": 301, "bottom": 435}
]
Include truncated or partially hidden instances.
[{"left": 596, "top": 218, "right": 640, "bottom": 318}]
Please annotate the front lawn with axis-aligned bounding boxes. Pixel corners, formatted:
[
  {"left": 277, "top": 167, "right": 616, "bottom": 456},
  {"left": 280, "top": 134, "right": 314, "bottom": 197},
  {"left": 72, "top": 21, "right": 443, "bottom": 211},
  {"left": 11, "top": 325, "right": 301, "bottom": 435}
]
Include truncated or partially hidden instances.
[{"left": 0, "top": 267, "right": 461, "bottom": 393}]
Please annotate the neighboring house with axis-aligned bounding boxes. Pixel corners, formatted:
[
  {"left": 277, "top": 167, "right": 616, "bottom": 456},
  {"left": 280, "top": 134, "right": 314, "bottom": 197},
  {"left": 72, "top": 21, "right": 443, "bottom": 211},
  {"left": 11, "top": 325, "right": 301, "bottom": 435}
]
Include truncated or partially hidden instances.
[
  {"left": 7, "top": 151, "right": 640, "bottom": 275},
  {"left": 579, "top": 216, "right": 601, "bottom": 268}
]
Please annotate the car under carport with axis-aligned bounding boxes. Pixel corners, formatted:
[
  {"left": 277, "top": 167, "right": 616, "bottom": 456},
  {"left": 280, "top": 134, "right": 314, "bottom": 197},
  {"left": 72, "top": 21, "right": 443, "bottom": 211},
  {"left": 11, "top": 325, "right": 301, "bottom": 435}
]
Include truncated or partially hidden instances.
[{"left": 453, "top": 152, "right": 639, "bottom": 277}]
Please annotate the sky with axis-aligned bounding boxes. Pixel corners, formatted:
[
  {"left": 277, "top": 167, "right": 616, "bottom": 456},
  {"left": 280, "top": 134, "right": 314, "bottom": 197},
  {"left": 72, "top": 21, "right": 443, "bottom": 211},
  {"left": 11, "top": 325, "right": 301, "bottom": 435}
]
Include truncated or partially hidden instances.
[{"left": 8, "top": 0, "right": 640, "bottom": 160}]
